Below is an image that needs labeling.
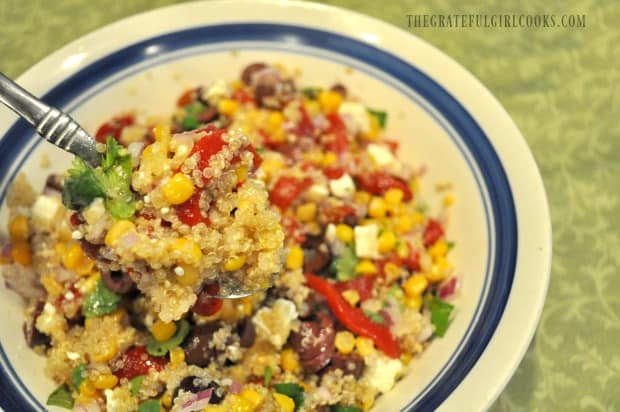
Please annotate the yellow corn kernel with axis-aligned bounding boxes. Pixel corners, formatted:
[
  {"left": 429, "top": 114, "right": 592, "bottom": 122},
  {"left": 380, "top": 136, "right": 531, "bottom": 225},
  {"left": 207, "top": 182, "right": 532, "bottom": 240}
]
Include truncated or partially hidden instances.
[
  {"left": 389, "top": 203, "right": 408, "bottom": 217},
  {"left": 90, "top": 339, "right": 118, "bottom": 363},
  {"left": 79, "top": 379, "right": 97, "bottom": 397},
  {"left": 153, "top": 124, "right": 171, "bottom": 145},
  {"left": 404, "top": 294, "right": 423, "bottom": 311},
  {"left": 295, "top": 202, "right": 317, "bottom": 223},
  {"left": 63, "top": 243, "right": 94, "bottom": 276},
  {"left": 322, "top": 151, "right": 337, "bottom": 167},
  {"left": 285, "top": 245, "right": 304, "bottom": 270},
  {"left": 318, "top": 90, "right": 342, "bottom": 113},
  {"left": 162, "top": 173, "right": 195, "bottom": 205},
  {"left": 223, "top": 255, "right": 246, "bottom": 271},
  {"left": 335, "top": 331, "right": 356, "bottom": 355},
  {"left": 429, "top": 240, "right": 448, "bottom": 261},
  {"left": 335, "top": 224, "right": 354, "bottom": 243},
  {"left": 259, "top": 158, "right": 285, "bottom": 179},
  {"left": 152, "top": 320, "right": 177, "bottom": 342},
  {"left": 233, "top": 297, "right": 254, "bottom": 318},
  {"left": 341, "top": 289, "right": 360, "bottom": 307},
  {"left": 400, "top": 352, "right": 413, "bottom": 366},
  {"left": 361, "top": 113, "right": 379, "bottom": 141},
  {"left": 8, "top": 215, "right": 29, "bottom": 241},
  {"left": 268, "top": 111, "right": 284, "bottom": 129},
  {"left": 218, "top": 99, "right": 238, "bottom": 116},
  {"left": 92, "top": 373, "right": 119, "bottom": 390},
  {"left": 355, "top": 259, "right": 377, "bottom": 275},
  {"left": 239, "top": 388, "right": 263, "bottom": 408},
  {"left": 353, "top": 191, "right": 371, "bottom": 206},
  {"left": 425, "top": 257, "right": 450, "bottom": 282},
  {"left": 383, "top": 262, "right": 402, "bottom": 284},
  {"left": 170, "top": 238, "right": 202, "bottom": 265},
  {"left": 273, "top": 393, "right": 295, "bottom": 412},
  {"left": 355, "top": 337, "right": 375, "bottom": 357},
  {"left": 443, "top": 194, "right": 455, "bottom": 207},
  {"left": 280, "top": 348, "right": 301, "bottom": 372},
  {"left": 226, "top": 394, "right": 256, "bottom": 412},
  {"left": 204, "top": 405, "right": 228, "bottom": 412},
  {"left": 304, "top": 99, "right": 321, "bottom": 116},
  {"left": 170, "top": 347, "right": 185, "bottom": 366},
  {"left": 396, "top": 215, "right": 413, "bottom": 234},
  {"left": 104, "top": 220, "right": 136, "bottom": 246},
  {"left": 360, "top": 390, "right": 376, "bottom": 411},
  {"left": 409, "top": 177, "right": 420, "bottom": 193},
  {"left": 378, "top": 231, "right": 397, "bottom": 254},
  {"left": 41, "top": 275, "right": 64, "bottom": 297},
  {"left": 141, "top": 144, "right": 154, "bottom": 161},
  {"left": 236, "top": 166, "right": 249, "bottom": 183},
  {"left": 403, "top": 274, "right": 429, "bottom": 297},
  {"left": 396, "top": 242, "right": 410, "bottom": 259},
  {"left": 176, "top": 264, "right": 200, "bottom": 286},
  {"left": 11, "top": 241, "right": 32, "bottom": 265},
  {"left": 81, "top": 272, "right": 101, "bottom": 295},
  {"left": 384, "top": 188, "right": 404, "bottom": 205},
  {"left": 410, "top": 211, "right": 425, "bottom": 225},
  {"left": 160, "top": 392, "right": 172, "bottom": 408},
  {"left": 368, "top": 197, "right": 387, "bottom": 218}
]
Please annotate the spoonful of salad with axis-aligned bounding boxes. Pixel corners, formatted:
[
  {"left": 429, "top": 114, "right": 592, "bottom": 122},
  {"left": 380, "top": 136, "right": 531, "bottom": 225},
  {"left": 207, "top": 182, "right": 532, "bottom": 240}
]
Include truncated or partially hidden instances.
[{"left": 0, "top": 73, "right": 284, "bottom": 318}]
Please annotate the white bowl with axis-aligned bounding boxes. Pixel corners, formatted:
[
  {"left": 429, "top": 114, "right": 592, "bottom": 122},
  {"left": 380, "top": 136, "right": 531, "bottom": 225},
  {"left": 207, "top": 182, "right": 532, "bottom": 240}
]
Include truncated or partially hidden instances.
[{"left": 0, "top": 1, "right": 551, "bottom": 411}]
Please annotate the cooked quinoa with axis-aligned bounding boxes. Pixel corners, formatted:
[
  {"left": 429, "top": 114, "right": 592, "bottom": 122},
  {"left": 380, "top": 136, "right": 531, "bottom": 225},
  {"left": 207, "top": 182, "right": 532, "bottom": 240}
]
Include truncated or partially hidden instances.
[{"left": 1, "top": 62, "right": 460, "bottom": 412}]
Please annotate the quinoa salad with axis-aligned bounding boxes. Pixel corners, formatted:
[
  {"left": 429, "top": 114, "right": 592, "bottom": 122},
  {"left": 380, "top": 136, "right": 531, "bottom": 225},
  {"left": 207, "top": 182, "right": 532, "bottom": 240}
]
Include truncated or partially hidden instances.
[{"left": 0, "top": 62, "right": 459, "bottom": 412}]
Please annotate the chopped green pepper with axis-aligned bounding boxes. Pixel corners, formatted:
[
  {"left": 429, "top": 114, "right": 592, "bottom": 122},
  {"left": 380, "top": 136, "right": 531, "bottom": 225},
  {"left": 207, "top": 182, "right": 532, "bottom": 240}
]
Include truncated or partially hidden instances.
[
  {"left": 330, "top": 244, "right": 358, "bottom": 281},
  {"left": 130, "top": 375, "right": 144, "bottom": 396},
  {"left": 146, "top": 319, "right": 190, "bottom": 356},
  {"left": 428, "top": 295, "right": 454, "bottom": 337},
  {"left": 137, "top": 400, "right": 161, "bottom": 412},
  {"left": 274, "top": 383, "right": 305, "bottom": 411},
  {"left": 46, "top": 383, "right": 74, "bottom": 409},
  {"left": 181, "top": 116, "right": 201, "bottom": 131},
  {"left": 263, "top": 365, "right": 273, "bottom": 387},
  {"left": 70, "top": 363, "right": 88, "bottom": 389},
  {"left": 367, "top": 109, "right": 387, "bottom": 129},
  {"left": 302, "top": 87, "right": 322, "bottom": 99},
  {"left": 83, "top": 278, "right": 121, "bottom": 318}
]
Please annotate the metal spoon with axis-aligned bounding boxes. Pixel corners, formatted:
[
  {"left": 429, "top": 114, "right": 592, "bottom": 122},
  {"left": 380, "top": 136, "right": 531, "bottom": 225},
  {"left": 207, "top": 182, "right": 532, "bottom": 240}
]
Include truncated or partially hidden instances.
[
  {"left": 0, "top": 72, "right": 100, "bottom": 167},
  {"left": 0, "top": 72, "right": 274, "bottom": 298}
]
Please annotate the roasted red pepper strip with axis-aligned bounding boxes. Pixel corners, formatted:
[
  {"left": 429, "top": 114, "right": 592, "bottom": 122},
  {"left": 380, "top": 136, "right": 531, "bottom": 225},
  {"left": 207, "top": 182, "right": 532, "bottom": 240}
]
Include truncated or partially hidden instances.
[
  {"left": 356, "top": 171, "right": 412, "bottom": 201},
  {"left": 113, "top": 346, "right": 167, "bottom": 380},
  {"left": 269, "top": 176, "right": 313, "bottom": 210},
  {"left": 423, "top": 219, "right": 444, "bottom": 247},
  {"left": 175, "top": 191, "right": 210, "bottom": 227},
  {"left": 335, "top": 275, "right": 376, "bottom": 302},
  {"left": 325, "top": 113, "right": 348, "bottom": 154},
  {"left": 95, "top": 114, "right": 134, "bottom": 143},
  {"left": 305, "top": 273, "right": 401, "bottom": 358}
]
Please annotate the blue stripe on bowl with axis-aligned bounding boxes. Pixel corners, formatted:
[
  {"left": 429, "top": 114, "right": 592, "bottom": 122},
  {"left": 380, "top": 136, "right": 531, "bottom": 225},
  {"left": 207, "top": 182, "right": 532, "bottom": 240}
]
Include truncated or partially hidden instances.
[{"left": 0, "top": 23, "right": 517, "bottom": 411}]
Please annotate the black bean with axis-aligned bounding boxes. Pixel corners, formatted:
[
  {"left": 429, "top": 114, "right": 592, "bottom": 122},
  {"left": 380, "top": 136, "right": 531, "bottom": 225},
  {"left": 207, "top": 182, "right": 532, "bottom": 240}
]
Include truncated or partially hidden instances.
[
  {"left": 324, "top": 353, "right": 364, "bottom": 379},
  {"left": 330, "top": 83, "right": 347, "bottom": 97},
  {"left": 173, "top": 376, "right": 225, "bottom": 404},
  {"left": 79, "top": 240, "right": 102, "bottom": 261},
  {"left": 241, "top": 63, "right": 268, "bottom": 85},
  {"left": 45, "top": 174, "right": 64, "bottom": 192},
  {"left": 303, "top": 247, "right": 331, "bottom": 274},
  {"left": 101, "top": 270, "right": 135, "bottom": 294},
  {"left": 301, "top": 233, "right": 324, "bottom": 249},
  {"left": 343, "top": 214, "right": 358, "bottom": 227},
  {"left": 23, "top": 300, "right": 50, "bottom": 348},
  {"left": 237, "top": 318, "right": 256, "bottom": 348},
  {"left": 183, "top": 322, "right": 222, "bottom": 367},
  {"left": 289, "top": 312, "right": 336, "bottom": 373}
]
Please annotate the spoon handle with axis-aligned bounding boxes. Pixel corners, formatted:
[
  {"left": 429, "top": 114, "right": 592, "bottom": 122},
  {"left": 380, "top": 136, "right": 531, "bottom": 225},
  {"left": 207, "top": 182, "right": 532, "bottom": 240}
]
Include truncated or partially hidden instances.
[{"left": 0, "top": 72, "right": 101, "bottom": 167}]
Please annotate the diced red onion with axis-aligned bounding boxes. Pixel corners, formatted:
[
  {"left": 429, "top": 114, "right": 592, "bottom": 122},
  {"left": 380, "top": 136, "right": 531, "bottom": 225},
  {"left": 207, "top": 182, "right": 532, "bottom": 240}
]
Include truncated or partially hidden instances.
[
  {"left": 116, "top": 231, "right": 140, "bottom": 249},
  {"left": 439, "top": 277, "right": 460, "bottom": 300},
  {"left": 127, "top": 142, "right": 146, "bottom": 163},
  {"left": 312, "top": 114, "right": 329, "bottom": 130},
  {"left": 180, "top": 388, "right": 213, "bottom": 412},
  {"left": 229, "top": 381, "right": 243, "bottom": 394}
]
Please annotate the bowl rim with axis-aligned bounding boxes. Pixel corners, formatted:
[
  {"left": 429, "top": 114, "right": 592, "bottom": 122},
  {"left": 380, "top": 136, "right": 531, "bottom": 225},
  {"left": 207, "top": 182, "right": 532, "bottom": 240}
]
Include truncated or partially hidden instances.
[{"left": 0, "top": 1, "right": 551, "bottom": 411}]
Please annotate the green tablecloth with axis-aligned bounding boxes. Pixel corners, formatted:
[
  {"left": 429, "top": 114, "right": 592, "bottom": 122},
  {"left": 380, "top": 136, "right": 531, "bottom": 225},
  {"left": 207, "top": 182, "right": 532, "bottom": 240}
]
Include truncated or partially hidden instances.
[{"left": 1, "top": 1, "right": 617, "bottom": 410}]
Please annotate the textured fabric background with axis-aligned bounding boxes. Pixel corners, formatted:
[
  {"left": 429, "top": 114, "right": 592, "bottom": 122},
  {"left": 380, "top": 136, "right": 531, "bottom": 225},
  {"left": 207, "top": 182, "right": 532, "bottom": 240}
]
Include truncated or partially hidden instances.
[{"left": 0, "top": 1, "right": 618, "bottom": 410}]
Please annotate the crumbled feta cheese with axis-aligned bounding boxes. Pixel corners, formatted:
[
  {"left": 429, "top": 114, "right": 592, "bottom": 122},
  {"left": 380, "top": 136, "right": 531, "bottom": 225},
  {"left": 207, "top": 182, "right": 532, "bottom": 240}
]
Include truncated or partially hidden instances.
[
  {"left": 325, "top": 223, "right": 337, "bottom": 243},
  {"left": 252, "top": 299, "right": 298, "bottom": 349},
  {"left": 307, "top": 183, "right": 330, "bottom": 200},
  {"left": 66, "top": 351, "right": 80, "bottom": 360},
  {"left": 329, "top": 173, "right": 355, "bottom": 198},
  {"left": 364, "top": 354, "right": 404, "bottom": 393},
  {"left": 354, "top": 224, "right": 380, "bottom": 258},
  {"left": 338, "top": 102, "right": 370, "bottom": 134},
  {"left": 31, "top": 195, "right": 62, "bottom": 230},
  {"left": 71, "top": 230, "right": 83, "bottom": 240},
  {"left": 174, "top": 266, "right": 185, "bottom": 276},
  {"left": 367, "top": 143, "right": 397, "bottom": 167},
  {"left": 202, "top": 80, "right": 229, "bottom": 105},
  {"left": 82, "top": 197, "right": 106, "bottom": 225},
  {"left": 160, "top": 207, "right": 170, "bottom": 214}
]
